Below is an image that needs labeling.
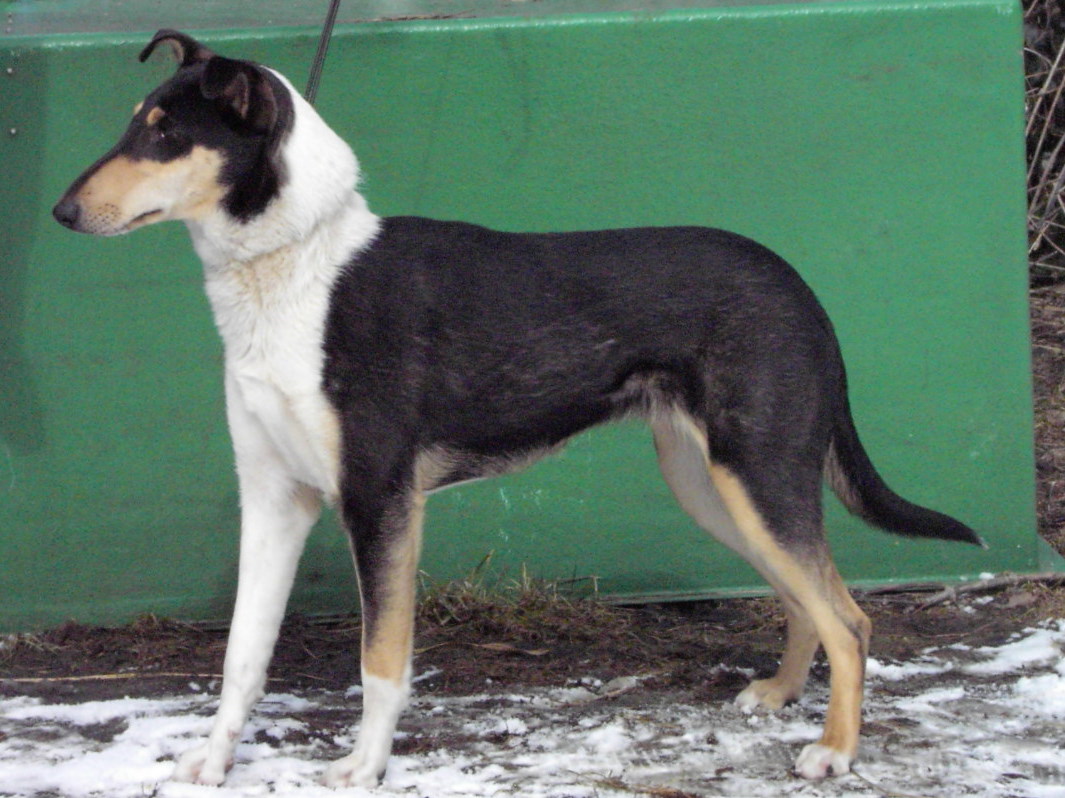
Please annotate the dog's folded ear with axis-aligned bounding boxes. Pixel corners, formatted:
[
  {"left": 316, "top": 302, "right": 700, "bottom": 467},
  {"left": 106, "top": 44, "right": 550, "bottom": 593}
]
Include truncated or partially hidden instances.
[
  {"left": 140, "top": 29, "right": 215, "bottom": 68},
  {"left": 201, "top": 57, "right": 282, "bottom": 136}
]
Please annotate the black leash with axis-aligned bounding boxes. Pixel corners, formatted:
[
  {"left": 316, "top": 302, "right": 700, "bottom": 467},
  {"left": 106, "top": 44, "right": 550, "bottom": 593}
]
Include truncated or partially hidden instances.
[{"left": 305, "top": 0, "right": 342, "bottom": 105}]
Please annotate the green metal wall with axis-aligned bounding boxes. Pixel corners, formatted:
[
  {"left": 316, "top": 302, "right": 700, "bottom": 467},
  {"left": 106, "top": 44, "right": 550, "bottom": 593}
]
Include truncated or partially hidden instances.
[{"left": 0, "top": 0, "right": 1049, "bottom": 631}]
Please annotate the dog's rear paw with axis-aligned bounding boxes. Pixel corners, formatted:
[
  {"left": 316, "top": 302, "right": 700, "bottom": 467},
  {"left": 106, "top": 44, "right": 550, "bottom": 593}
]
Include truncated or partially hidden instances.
[
  {"left": 734, "top": 677, "right": 802, "bottom": 711},
  {"left": 172, "top": 743, "right": 231, "bottom": 786},
  {"left": 322, "top": 753, "right": 385, "bottom": 789},
  {"left": 793, "top": 743, "right": 852, "bottom": 779}
]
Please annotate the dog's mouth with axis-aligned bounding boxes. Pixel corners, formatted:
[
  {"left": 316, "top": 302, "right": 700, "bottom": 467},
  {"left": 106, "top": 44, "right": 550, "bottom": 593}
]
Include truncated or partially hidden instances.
[
  {"left": 127, "top": 208, "right": 165, "bottom": 229},
  {"left": 52, "top": 198, "right": 166, "bottom": 237},
  {"left": 91, "top": 208, "right": 165, "bottom": 237},
  {"left": 88, "top": 207, "right": 166, "bottom": 237}
]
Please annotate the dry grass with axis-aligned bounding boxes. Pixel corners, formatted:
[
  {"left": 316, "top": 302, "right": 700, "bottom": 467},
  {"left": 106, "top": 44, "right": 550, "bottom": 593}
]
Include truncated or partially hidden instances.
[
  {"left": 1025, "top": 0, "right": 1065, "bottom": 283},
  {"left": 1027, "top": 0, "right": 1065, "bottom": 559},
  {"left": 1031, "top": 283, "right": 1065, "bottom": 553},
  {"left": 416, "top": 555, "right": 637, "bottom": 645}
]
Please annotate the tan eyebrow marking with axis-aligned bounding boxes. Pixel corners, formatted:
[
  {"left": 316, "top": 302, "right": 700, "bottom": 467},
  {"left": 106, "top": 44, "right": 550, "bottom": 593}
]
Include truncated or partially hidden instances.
[
  {"left": 146, "top": 106, "right": 166, "bottom": 126},
  {"left": 132, "top": 101, "right": 144, "bottom": 116}
]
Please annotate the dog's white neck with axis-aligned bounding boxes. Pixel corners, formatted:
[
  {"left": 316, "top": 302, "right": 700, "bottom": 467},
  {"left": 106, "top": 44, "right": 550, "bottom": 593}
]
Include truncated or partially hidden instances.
[
  {"left": 186, "top": 71, "right": 380, "bottom": 273},
  {"left": 186, "top": 75, "right": 379, "bottom": 498}
]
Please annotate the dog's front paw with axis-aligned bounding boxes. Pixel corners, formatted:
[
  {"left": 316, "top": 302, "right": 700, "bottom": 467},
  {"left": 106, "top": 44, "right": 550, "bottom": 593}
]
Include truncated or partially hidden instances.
[
  {"left": 172, "top": 742, "right": 232, "bottom": 786},
  {"left": 793, "top": 743, "right": 852, "bottom": 779},
  {"left": 322, "top": 752, "right": 386, "bottom": 789}
]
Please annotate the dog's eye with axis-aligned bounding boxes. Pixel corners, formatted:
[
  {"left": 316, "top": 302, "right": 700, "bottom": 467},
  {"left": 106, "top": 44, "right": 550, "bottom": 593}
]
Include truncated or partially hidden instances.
[{"left": 136, "top": 109, "right": 191, "bottom": 159}]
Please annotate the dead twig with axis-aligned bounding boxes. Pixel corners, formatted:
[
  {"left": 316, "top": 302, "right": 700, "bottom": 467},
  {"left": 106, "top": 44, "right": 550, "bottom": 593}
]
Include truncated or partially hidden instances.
[
  {"left": 1025, "top": 0, "right": 1065, "bottom": 281},
  {"left": 0, "top": 671, "right": 234, "bottom": 684},
  {"left": 414, "top": 640, "right": 549, "bottom": 656},
  {"left": 913, "top": 572, "right": 1065, "bottom": 611}
]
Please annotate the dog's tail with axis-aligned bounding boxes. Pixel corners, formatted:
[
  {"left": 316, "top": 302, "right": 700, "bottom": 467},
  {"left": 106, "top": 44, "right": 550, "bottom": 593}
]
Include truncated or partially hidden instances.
[{"left": 826, "top": 381, "right": 985, "bottom": 547}]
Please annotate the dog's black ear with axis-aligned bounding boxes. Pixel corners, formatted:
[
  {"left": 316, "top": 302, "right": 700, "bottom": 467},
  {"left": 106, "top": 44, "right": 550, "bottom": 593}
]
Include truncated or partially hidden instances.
[
  {"left": 139, "top": 29, "right": 214, "bottom": 67},
  {"left": 200, "top": 57, "right": 281, "bottom": 135}
]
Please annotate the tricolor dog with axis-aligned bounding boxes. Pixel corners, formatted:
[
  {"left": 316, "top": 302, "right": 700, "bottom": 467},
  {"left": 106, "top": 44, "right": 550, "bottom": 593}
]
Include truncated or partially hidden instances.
[{"left": 54, "top": 30, "right": 982, "bottom": 788}]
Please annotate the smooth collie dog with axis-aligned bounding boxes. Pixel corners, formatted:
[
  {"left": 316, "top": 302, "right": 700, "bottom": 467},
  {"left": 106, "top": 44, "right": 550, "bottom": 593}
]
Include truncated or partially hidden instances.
[{"left": 54, "top": 30, "right": 982, "bottom": 788}]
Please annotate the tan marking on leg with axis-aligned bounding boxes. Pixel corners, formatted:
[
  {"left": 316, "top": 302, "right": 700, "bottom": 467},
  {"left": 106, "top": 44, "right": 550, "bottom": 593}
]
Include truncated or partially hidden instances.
[
  {"left": 774, "top": 596, "right": 821, "bottom": 697},
  {"left": 361, "top": 492, "right": 425, "bottom": 683},
  {"left": 653, "top": 411, "right": 828, "bottom": 709},
  {"left": 707, "top": 464, "right": 870, "bottom": 764},
  {"left": 652, "top": 410, "right": 827, "bottom": 709},
  {"left": 739, "top": 594, "right": 821, "bottom": 709},
  {"left": 808, "top": 562, "right": 870, "bottom": 759}
]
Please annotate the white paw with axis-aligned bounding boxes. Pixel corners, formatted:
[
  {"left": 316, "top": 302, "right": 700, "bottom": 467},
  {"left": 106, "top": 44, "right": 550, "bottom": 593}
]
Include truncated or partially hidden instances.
[
  {"left": 172, "top": 742, "right": 231, "bottom": 786},
  {"left": 322, "top": 752, "right": 386, "bottom": 789},
  {"left": 794, "top": 742, "right": 852, "bottom": 779},
  {"left": 735, "top": 684, "right": 762, "bottom": 712},
  {"left": 734, "top": 679, "right": 793, "bottom": 712}
]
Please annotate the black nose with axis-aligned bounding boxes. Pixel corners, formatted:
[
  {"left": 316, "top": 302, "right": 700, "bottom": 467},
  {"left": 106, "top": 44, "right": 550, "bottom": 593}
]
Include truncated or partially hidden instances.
[{"left": 52, "top": 197, "right": 80, "bottom": 229}]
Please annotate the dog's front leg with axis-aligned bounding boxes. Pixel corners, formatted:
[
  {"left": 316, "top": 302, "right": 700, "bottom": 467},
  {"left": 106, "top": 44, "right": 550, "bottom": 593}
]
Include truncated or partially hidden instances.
[
  {"left": 323, "top": 486, "right": 425, "bottom": 788},
  {"left": 173, "top": 382, "right": 321, "bottom": 785}
]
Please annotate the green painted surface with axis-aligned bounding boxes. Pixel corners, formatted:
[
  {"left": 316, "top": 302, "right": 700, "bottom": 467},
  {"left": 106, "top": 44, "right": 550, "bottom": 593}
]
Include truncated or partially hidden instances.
[{"left": 0, "top": 0, "right": 1047, "bottom": 630}]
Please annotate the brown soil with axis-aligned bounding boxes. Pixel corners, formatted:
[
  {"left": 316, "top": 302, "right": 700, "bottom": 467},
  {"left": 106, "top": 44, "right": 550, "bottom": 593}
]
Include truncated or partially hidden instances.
[{"left": 1, "top": 584, "right": 1059, "bottom": 709}]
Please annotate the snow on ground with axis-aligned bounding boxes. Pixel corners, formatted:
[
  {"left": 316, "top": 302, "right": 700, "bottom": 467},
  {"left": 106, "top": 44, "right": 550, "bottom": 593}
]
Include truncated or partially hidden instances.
[{"left": 2, "top": 622, "right": 1065, "bottom": 797}]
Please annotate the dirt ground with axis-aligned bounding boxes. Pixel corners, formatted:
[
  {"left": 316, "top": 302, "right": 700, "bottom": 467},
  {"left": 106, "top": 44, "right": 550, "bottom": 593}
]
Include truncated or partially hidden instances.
[
  {"left": 0, "top": 571, "right": 1061, "bottom": 713},
  {"left": 1, "top": 577, "right": 1063, "bottom": 798}
]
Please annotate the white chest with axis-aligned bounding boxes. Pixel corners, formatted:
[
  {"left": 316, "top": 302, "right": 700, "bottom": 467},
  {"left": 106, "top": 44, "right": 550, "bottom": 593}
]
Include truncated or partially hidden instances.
[{"left": 205, "top": 251, "right": 343, "bottom": 501}]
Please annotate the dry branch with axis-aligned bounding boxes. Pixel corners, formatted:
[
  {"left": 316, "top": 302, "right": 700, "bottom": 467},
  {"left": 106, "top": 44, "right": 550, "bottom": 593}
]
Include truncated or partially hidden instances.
[{"left": 1025, "top": 0, "right": 1065, "bottom": 283}]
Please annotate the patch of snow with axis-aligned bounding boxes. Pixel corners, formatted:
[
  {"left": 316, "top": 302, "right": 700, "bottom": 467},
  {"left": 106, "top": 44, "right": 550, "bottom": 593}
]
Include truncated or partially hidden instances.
[
  {"left": 1013, "top": 666, "right": 1065, "bottom": 717},
  {"left": 894, "top": 685, "right": 966, "bottom": 713},
  {"left": 3, "top": 623, "right": 1065, "bottom": 797},
  {"left": 964, "top": 621, "right": 1065, "bottom": 675},
  {"left": 865, "top": 656, "right": 952, "bottom": 681},
  {"left": 582, "top": 720, "right": 632, "bottom": 754},
  {"left": 3, "top": 695, "right": 194, "bottom": 725}
]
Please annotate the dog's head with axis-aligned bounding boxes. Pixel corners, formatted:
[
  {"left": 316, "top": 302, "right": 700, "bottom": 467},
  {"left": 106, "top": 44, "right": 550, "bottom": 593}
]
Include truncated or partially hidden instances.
[{"left": 53, "top": 30, "right": 294, "bottom": 236}]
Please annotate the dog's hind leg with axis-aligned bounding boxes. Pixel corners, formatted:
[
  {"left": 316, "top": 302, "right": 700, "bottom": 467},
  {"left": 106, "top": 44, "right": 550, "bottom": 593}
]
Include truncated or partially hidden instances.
[
  {"left": 736, "top": 593, "right": 820, "bottom": 710},
  {"left": 323, "top": 483, "right": 424, "bottom": 788},
  {"left": 651, "top": 414, "right": 819, "bottom": 708},
  {"left": 710, "top": 463, "right": 870, "bottom": 779},
  {"left": 173, "top": 386, "right": 321, "bottom": 785},
  {"left": 651, "top": 412, "right": 870, "bottom": 779}
]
